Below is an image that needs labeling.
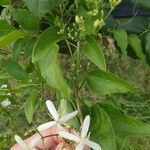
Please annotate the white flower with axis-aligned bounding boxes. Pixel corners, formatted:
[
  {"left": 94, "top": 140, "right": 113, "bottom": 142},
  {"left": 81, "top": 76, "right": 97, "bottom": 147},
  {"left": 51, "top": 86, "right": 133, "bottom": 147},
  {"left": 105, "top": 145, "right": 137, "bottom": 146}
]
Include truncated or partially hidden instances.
[
  {"left": 1, "top": 99, "right": 11, "bottom": 108},
  {"left": 37, "top": 100, "right": 78, "bottom": 131},
  {"left": 59, "top": 115, "right": 101, "bottom": 150},
  {"left": 14, "top": 135, "right": 41, "bottom": 150},
  {"left": 1, "top": 84, "right": 7, "bottom": 88}
]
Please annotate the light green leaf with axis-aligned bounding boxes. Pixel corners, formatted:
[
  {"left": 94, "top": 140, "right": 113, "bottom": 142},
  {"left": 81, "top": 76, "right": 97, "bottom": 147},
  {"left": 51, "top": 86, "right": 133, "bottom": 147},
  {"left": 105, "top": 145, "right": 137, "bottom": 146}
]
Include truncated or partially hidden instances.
[
  {"left": 112, "top": 29, "right": 128, "bottom": 55},
  {"left": 24, "top": 0, "right": 66, "bottom": 17},
  {"left": 38, "top": 44, "right": 70, "bottom": 98},
  {"left": 32, "top": 26, "right": 62, "bottom": 62},
  {"left": 0, "top": 30, "right": 25, "bottom": 48},
  {"left": 58, "top": 99, "right": 79, "bottom": 129},
  {"left": 83, "top": 35, "right": 106, "bottom": 71},
  {"left": 1, "top": 59, "right": 28, "bottom": 80},
  {"left": 90, "top": 104, "right": 117, "bottom": 150},
  {"left": 101, "top": 102, "right": 150, "bottom": 137},
  {"left": 12, "top": 9, "right": 39, "bottom": 31},
  {"left": 87, "top": 69, "right": 135, "bottom": 94},
  {"left": 24, "top": 90, "right": 38, "bottom": 124},
  {"left": 128, "top": 34, "right": 146, "bottom": 61}
]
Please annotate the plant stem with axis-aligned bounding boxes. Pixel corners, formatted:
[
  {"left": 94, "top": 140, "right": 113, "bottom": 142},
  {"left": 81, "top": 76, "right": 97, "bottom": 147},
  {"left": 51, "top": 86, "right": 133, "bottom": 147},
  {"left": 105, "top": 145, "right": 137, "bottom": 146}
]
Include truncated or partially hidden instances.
[
  {"left": 66, "top": 40, "right": 75, "bottom": 63},
  {"left": 75, "top": 41, "right": 83, "bottom": 124}
]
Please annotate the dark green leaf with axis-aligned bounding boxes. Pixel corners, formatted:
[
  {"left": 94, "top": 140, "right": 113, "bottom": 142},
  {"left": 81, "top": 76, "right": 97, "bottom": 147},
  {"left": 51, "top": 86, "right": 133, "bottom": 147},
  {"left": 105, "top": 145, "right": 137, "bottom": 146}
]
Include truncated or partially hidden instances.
[
  {"left": 87, "top": 69, "right": 135, "bottom": 94},
  {"left": 32, "top": 26, "right": 62, "bottom": 62},
  {"left": 101, "top": 103, "right": 150, "bottom": 137},
  {"left": 1, "top": 59, "right": 28, "bottom": 80},
  {"left": 132, "top": 0, "right": 150, "bottom": 10},
  {"left": 38, "top": 44, "right": 70, "bottom": 98},
  {"left": 112, "top": 29, "right": 128, "bottom": 55},
  {"left": 12, "top": 39, "right": 23, "bottom": 62},
  {"left": 12, "top": 9, "right": 39, "bottom": 31},
  {"left": 90, "top": 104, "right": 117, "bottom": 150},
  {"left": 83, "top": 35, "right": 106, "bottom": 71},
  {"left": 24, "top": 37, "right": 37, "bottom": 58},
  {"left": 128, "top": 34, "right": 146, "bottom": 61},
  {"left": 0, "top": 19, "right": 14, "bottom": 37},
  {"left": 24, "top": 0, "right": 66, "bottom": 17},
  {"left": 144, "top": 31, "right": 150, "bottom": 65},
  {"left": 0, "top": 0, "right": 10, "bottom": 6},
  {"left": 119, "top": 17, "right": 149, "bottom": 34}
]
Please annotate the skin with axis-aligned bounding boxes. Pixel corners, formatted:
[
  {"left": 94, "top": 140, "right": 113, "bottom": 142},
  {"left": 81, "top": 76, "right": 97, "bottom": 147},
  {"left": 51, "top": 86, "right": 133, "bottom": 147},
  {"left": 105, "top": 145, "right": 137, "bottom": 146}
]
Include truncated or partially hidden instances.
[{"left": 10, "top": 128, "right": 89, "bottom": 150}]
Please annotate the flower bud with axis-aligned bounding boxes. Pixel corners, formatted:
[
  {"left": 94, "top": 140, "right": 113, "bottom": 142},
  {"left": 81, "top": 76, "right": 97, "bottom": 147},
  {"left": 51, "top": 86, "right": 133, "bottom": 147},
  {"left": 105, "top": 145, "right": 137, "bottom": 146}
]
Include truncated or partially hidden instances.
[
  {"left": 75, "top": 15, "right": 80, "bottom": 24},
  {"left": 93, "top": 19, "right": 105, "bottom": 30}
]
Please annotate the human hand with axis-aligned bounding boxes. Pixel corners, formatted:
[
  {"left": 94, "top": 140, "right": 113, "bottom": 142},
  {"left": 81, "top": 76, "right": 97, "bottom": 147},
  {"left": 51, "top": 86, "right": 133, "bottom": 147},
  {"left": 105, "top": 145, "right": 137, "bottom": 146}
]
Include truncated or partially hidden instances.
[{"left": 10, "top": 128, "right": 89, "bottom": 150}]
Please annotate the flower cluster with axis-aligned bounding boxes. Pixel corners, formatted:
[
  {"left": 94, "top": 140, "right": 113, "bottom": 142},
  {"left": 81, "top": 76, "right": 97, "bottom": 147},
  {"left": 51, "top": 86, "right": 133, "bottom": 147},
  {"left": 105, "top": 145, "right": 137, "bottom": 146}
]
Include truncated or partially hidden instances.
[{"left": 14, "top": 100, "right": 101, "bottom": 150}]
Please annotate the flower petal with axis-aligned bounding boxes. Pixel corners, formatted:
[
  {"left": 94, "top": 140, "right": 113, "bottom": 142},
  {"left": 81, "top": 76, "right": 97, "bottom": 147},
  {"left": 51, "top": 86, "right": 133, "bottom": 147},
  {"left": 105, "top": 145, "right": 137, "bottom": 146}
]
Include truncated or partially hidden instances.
[
  {"left": 59, "top": 111, "right": 78, "bottom": 123},
  {"left": 85, "top": 140, "right": 101, "bottom": 150},
  {"left": 59, "top": 131, "right": 80, "bottom": 143},
  {"left": 37, "top": 121, "right": 56, "bottom": 131},
  {"left": 46, "top": 100, "right": 58, "bottom": 120},
  {"left": 56, "top": 124, "right": 64, "bottom": 131},
  {"left": 81, "top": 115, "right": 90, "bottom": 138},
  {"left": 14, "top": 135, "right": 27, "bottom": 148},
  {"left": 76, "top": 143, "right": 84, "bottom": 150}
]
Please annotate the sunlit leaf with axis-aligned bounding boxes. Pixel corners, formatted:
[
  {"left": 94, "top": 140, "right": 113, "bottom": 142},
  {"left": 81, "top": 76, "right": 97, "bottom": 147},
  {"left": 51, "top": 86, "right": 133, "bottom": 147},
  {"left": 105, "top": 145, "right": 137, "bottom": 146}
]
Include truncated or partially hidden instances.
[
  {"left": 112, "top": 29, "right": 128, "bottom": 55},
  {"left": 83, "top": 35, "right": 106, "bottom": 71},
  {"left": 38, "top": 44, "right": 70, "bottom": 98},
  {"left": 128, "top": 34, "right": 146, "bottom": 61},
  {"left": 0, "top": 30, "right": 25, "bottom": 48},
  {"left": 32, "top": 26, "right": 62, "bottom": 62}
]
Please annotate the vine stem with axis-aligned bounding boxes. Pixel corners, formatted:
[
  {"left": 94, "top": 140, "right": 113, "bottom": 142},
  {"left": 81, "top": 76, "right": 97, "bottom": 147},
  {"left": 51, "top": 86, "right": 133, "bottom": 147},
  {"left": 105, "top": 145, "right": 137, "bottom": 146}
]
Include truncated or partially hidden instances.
[{"left": 75, "top": 42, "right": 83, "bottom": 124}]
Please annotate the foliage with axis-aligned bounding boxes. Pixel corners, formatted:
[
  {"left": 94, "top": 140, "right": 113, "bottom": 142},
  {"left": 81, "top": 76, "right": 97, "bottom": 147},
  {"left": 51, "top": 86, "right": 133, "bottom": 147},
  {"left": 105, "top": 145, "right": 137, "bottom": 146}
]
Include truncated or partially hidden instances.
[{"left": 0, "top": 0, "right": 150, "bottom": 149}]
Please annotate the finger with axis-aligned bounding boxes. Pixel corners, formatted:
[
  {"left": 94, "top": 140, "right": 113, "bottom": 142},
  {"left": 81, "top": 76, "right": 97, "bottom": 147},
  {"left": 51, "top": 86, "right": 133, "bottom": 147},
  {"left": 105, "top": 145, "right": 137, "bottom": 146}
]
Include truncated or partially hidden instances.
[{"left": 55, "top": 142, "right": 72, "bottom": 150}]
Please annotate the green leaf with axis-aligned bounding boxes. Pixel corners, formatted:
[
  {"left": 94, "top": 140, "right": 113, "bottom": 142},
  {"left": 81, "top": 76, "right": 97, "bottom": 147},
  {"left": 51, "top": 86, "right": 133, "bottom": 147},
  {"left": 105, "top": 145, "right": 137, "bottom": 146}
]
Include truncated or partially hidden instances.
[
  {"left": 1, "top": 59, "right": 28, "bottom": 80},
  {"left": 24, "top": 0, "right": 66, "bottom": 17},
  {"left": 0, "top": 0, "right": 10, "bottom": 5},
  {"left": 87, "top": 69, "right": 135, "bottom": 94},
  {"left": 58, "top": 99, "right": 79, "bottom": 129},
  {"left": 90, "top": 104, "right": 117, "bottom": 150},
  {"left": 12, "top": 39, "right": 23, "bottom": 62},
  {"left": 38, "top": 44, "right": 70, "bottom": 98},
  {"left": 128, "top": 34, "right": 146, "bottom": 61},
  {"left": 101, "top": 102, "right": 150, "bottom": 137},
  {"left": 0, "top": 20, "right": 14, "bottom": 37},
  {"left": 83, "top": 35, "right": 106, "bottom": 71},
  {"left": 12, "top": 9, "right": 39, "bottom": 31},
  {"left": 24, "top": 90, "right": 38, "bottom": 124},
  {"left": 32, "top": 26, "right": 62, "bottom": 62},
  {"left": 112, "top": 29, "right": 128, "bottom": 55},
  {"left": 144, "top": 31, "right": 150, "bottom": 65},
  {"left": 0, "top": 30, "right": 25, "bottom": 48},
  {"left": 24, "top": 37, "right": 37, "bottom": 58},
  {"left": 132, "top": 0, "right": 150, "bottom": 10},
  {"left": 119, "top": 17, "right": 149, "bottom": 34}
]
